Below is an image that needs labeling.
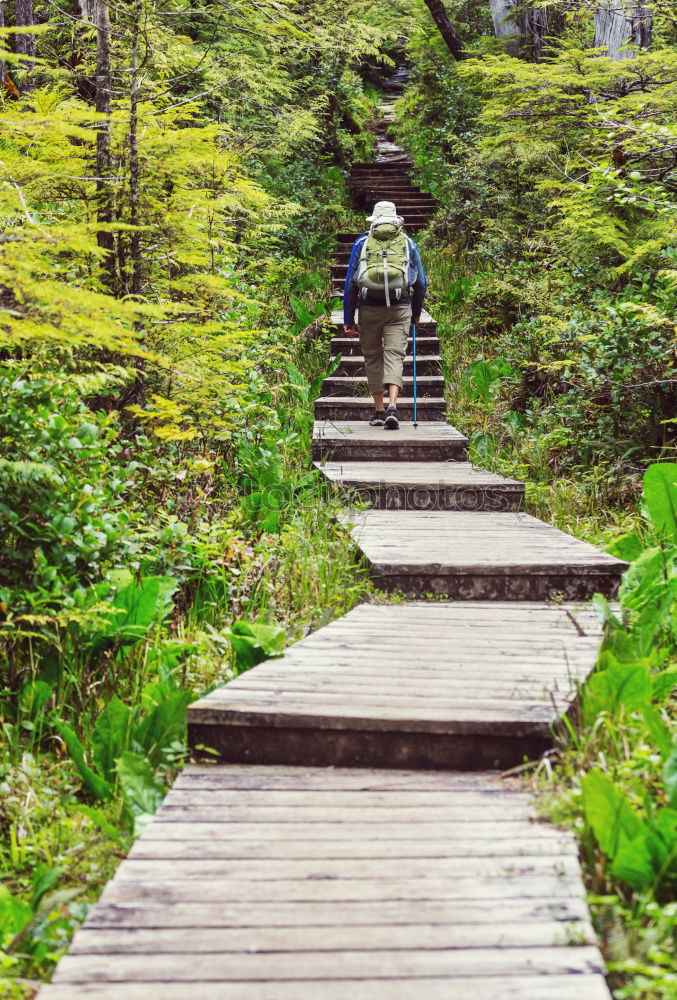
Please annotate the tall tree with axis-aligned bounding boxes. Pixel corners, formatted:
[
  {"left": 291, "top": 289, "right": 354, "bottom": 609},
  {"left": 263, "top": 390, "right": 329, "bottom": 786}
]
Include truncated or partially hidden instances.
[
  {"left": 594, "top": 1, "right": 652, "bottom": 59},
  {"left": 0, "top": 1, "right": 6, "bottom": 86},
  {"left": 422, "top": 0, "right": 465, "bottom": 60},
  {"left": 95, "top": 0, "right": 115, "bottom": 286}
]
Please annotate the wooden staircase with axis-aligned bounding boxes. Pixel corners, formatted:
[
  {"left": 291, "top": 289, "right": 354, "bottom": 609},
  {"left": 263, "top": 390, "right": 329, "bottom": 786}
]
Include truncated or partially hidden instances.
[{"left": 39, "top": 70, "right": 621, "bottom": 1000}]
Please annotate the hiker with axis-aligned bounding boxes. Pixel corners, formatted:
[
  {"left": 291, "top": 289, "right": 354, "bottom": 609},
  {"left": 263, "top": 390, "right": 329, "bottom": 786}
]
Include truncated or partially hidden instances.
[{"left": 343, "top": 200, "right": 427, "bottom": 430}]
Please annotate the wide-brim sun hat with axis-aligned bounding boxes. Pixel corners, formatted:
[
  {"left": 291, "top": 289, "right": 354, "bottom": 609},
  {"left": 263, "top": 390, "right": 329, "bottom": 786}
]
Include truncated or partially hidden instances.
[{"left": 366, "top": 200, "right": 403, "bottom": 225}]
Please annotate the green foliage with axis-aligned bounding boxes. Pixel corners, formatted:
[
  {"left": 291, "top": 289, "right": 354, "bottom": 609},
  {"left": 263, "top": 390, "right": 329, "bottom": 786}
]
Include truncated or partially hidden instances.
[
  {"left": 582, "top": 771, "right": 676, "bottom": 892},
  {"left": 223, "top": 621, "right": 287, "bottom": 672}
]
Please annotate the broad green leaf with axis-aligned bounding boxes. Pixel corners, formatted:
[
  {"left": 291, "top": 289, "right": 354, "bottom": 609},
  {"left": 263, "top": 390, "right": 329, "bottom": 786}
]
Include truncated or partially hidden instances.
[
  {"left": 92, "top": 697, "right": 132, "bottom": 784},
  {"left": 606, "top": 532, "right": 643, "bottom": 561},
  {"left": 641, "top": 707, "right": 673, "bottom": 760},
  {"left": 582, "top": 770, "right": 641, "bottom": 858},
  {"left": 116, "top": 751, "right": 166, "bottom": 836},
  {"left": 225, "top": 621, "right": 286, "bottom": 671},
  {"left": 134, "top": 692, "right": 190, "bottom": 766},
  {"left": 20, "top": 680, "right": 53, "bottom": 720},
  {"left": 99, "top": 576, "right": 178, "bottom": 646},
  {"left": 30, "top": 864, "right": 64, "bottom": 910},
  {"left": 653, "top": 670, "right": 677, "bottom": 702},
  {"left": 618, "top": 546, "right": 666, "bottom": 611},
  {"left": 54, "top": 721, "right": 113, "bottom": 801},
  {"left": 644, "top": 463, "right": 677, "bottom": 543},
  {"left": 0, "top": 886, "right": 32, "bottom": 945},
  {"left": 583, "top": 662, "right": 652, "bottom": 725},
  {"left": 611, "top": 833, "right": 663, "bottom": 890}
]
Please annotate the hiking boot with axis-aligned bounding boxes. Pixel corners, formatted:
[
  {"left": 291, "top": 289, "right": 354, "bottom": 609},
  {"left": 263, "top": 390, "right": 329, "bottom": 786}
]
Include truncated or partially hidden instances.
[
  {"left": 369, "top": 409, "right": 386, "bottom": 426},
  {"left": 384, "top": 406, "right": 399, "bottom": 430}
]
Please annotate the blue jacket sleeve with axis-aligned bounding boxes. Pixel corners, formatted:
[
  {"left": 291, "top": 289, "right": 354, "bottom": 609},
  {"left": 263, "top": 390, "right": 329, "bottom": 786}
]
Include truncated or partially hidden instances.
[
  {"left": 409, "top": 239, "right": 427, "bottom": 319},
  {"left": 343, "top": 235, "right": 366, "bottom": 326}
]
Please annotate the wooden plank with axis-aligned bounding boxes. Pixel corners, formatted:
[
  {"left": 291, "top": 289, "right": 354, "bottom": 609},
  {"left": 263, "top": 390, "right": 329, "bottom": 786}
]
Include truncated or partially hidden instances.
[
  {"left": 51, "top": 946, "right": 604, "bottom": 983},
  {"left": 318, "top": 461, "right": 521, "bottom": 486},
  {"left": 39, "top": 974, "right": 613, "bottom": 999},
  {"left": 68, "top": 920, "right": 595, "bottom": 954},
  {"left": 153, "top": 802, "right": 537, "bottom": 822},
  {"left": 317, "top": 461, "right": 525, "bottom": 511},
  {"left": 160, "top": 788, "right": 530, "bottom": 806},
  {"left": 133, "top": 809, "right": 544, "bottom": 844},
  {"left": 135, "top": 821, "right": 545, "bottom": 841},
  {"left": 312, "top": 419, "right": 467, "bottom": 461},
  {"left": 172, "top": 764, "right": 511, "bottom": 789},
  {"left": 111, "top": 856, "right": 582, "bottom": 882},
  {"left": 84, "top": 896, "right": 592, "bottom": 928},
  {"left": 100, "top": 875, "right": 586, "bottom": 905},
  {"left": 128, "top": 836, "right": 573, "bottom": 861},
  {"left": 188, "top": 703, "right": 557, "bottom": 733}
]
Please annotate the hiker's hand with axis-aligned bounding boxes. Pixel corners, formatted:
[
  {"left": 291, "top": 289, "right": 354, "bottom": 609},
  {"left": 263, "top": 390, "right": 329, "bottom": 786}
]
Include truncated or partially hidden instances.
[{"left": 344, "top": 325, "right": 356, "bottom": 338}]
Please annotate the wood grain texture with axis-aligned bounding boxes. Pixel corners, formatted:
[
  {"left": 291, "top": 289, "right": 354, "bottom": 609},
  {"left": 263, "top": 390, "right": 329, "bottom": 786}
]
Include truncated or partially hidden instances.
[
  {"left": 312, "top": 419, "right": 468, "bottom": 461},
  {"left": 317, "top": 459, "right": 525, "bottom": 510},
  {"left": 340, "top": 510, "right": 626, "bottom": 599},
  {"left": 38, "top": 976, "right": 613, "bottom": 999}
]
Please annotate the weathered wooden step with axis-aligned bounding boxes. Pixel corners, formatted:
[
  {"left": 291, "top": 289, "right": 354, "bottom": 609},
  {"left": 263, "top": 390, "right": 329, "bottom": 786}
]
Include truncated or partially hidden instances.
[
  {"left": 312, "top": 421, "right": 467, "bottom": 462},
  {"left": 321, "top": 375, "right": 445, "bottom": 399},
  {"left": 315, "top": 396, "right": 446, "bottom": 422},
  {"left": 341, "top": 510, "right": 627, "bottom": 601},
  {"left": 337, "top": 355, "right": 442, "bottom": 377},
  {"left": 317, "top": 461, "right": 524, "bottom": 511},
  {"left": 352, "top": 161, "right": 412, "bottom": 172},
  {"left": 186, "top": 601, "right": 606, "bottom": 769},
  {"left": 351, "top": 193, "right": 435, "bottom": 205},
  {"left": 331, "top": 336, "right": 440, "bottom": 356}
]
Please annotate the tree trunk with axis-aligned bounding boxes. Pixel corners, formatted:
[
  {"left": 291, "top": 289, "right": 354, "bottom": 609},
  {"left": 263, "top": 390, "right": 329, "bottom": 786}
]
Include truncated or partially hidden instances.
[
  {"left": 489, "top": 0, "right": 520, "bottom": 55},
  {"left": 489, "top": 0, "right": 549, "bottom": 59},
  {"left": 422, "top": 0, "right": 465, "bottom": 61},
  {"left": 128, "top": 0, "right": 142, "bottom": 296},
  {"left": 76, "top": 0, "right": 96, "bottom": 19},
  {"left": 95, "top": 0, "right": 116, "bottom": 287},
  {"left": 15, "top": 0, "right": 36, "bottom": 84},
  {"left": 594, "top": 2, "right": 652, "bottom": 59},
  {"left": 0, "top": 1, "right": 6, "bottom": 87}
]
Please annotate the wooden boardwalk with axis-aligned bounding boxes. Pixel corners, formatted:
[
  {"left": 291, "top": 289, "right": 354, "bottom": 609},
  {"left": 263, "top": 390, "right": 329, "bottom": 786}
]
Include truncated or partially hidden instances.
[
  {"left": 40, "top": 74, "right": 622, "bottom": 999},
  {"left": 40, "top": 766, "right": 611, "bottom": 1000}
]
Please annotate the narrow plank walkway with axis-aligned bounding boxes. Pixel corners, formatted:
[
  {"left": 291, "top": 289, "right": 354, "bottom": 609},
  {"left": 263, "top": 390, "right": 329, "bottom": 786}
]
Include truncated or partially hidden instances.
[
  {"left": 40, "top": 766, "right": 611, "bottom": 1000},
  {"left": 40, "top": 70, "right": 619, "bottom": 999}
]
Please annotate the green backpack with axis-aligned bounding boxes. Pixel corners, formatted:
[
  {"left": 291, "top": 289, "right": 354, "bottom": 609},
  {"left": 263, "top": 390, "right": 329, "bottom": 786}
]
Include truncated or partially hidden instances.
[{"left": 357, "top": 221, "right": 411, "bottom": 307}]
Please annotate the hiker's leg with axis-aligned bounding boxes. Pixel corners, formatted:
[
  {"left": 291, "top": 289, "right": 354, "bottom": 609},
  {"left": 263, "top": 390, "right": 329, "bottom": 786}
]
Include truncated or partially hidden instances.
[
  {"left": 382, "top": 304, "right": 411, "bottom": 406},
  {"left": 358, "top": 306, "right": 386, "bottom": 408}
]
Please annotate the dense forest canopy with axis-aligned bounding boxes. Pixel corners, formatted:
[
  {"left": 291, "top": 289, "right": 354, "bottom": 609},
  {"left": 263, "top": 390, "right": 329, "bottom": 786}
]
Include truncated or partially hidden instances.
[{"left": 0, "top": 2, "right": 675, "bottom": 998}]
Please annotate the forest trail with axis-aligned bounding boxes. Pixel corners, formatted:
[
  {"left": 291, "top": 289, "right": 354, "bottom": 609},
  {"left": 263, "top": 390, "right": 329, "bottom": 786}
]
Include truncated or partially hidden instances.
[{"left": 39, "top": 72, "right": 627, "bottom": 999}]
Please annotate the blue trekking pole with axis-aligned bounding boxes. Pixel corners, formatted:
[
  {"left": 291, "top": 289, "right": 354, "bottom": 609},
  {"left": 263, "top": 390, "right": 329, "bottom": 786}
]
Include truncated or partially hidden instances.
[{"left": 411, "top": 321, "right": 418, "bottom": 428}]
